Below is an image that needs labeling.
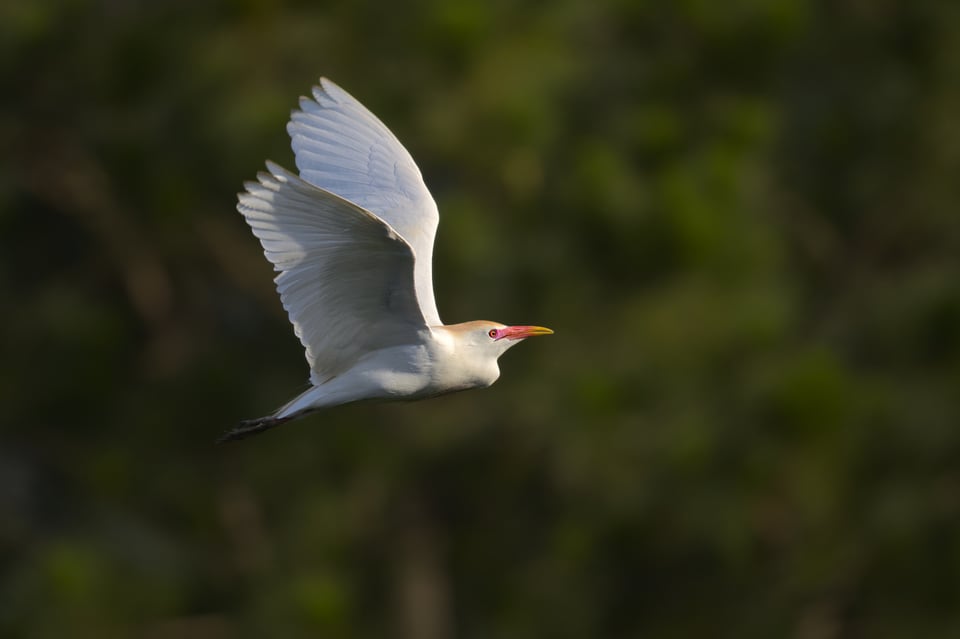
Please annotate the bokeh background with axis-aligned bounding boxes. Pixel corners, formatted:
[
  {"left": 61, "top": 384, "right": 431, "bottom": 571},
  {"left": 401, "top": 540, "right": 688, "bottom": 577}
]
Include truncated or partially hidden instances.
[{"left": 3, "top": 0, "right": 960, "bottom": 637}]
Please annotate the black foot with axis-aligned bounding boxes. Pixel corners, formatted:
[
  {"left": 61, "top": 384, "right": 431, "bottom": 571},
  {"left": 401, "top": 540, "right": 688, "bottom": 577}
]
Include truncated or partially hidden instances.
[{"left": 216, "top": 416, "right": 291, "bottom": 444}]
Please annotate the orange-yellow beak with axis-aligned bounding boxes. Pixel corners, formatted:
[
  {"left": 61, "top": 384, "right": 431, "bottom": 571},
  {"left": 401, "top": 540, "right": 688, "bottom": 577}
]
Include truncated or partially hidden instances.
[{"left": 499, "top": 325, "right": 554, "bottom": 341}]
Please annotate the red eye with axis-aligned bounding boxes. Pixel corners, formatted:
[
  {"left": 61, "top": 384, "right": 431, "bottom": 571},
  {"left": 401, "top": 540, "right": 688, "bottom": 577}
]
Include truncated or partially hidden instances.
[{"left": 488, "top": 329, "right": 498, "bottom": 339}]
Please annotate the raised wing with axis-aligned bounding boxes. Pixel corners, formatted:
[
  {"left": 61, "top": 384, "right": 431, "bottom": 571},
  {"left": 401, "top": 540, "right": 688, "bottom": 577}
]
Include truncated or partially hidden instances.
[
  {"left": 238, "top": 162, "right": 428, "bottom": 383},
  {"left": 287, "top": 78, "right": 442, "bottom": 325}
]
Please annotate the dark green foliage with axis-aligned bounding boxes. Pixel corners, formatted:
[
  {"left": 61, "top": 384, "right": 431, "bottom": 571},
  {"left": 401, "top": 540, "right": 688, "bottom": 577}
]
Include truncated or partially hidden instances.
[{"left": 2, "top": 1, "right": 959, "bottom": 636}]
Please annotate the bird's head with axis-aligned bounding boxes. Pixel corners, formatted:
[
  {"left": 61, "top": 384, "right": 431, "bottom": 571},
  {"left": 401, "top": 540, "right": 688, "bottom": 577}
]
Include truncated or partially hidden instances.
[{"left": 449, "top": 320, "right": 554, "bottom": 359}]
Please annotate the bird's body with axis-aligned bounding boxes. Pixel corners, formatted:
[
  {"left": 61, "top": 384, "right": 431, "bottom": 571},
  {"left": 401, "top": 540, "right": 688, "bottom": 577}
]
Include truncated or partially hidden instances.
[
  {"left": 220, "top": 79, "right": 551, "bottom": 443},
  {"left": 275, "top": 322, "right": 503, "bottom": 417}
]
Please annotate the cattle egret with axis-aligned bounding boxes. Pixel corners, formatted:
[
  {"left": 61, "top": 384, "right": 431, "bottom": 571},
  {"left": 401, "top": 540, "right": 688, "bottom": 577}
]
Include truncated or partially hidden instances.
[{"left": 219, "top": 78, "right": 552, "bottom": 443}]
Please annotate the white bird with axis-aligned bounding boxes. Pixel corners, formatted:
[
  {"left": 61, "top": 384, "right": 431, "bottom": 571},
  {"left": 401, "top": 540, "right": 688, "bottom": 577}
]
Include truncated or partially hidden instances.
[{"left": 220, "top": 78, "right": 552, "bottom": 443}]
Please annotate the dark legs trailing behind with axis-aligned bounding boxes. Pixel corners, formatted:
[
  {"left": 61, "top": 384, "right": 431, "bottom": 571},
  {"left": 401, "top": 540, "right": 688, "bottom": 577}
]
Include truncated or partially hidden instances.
[{"left": 216, "top": 415, "right": 292, "bottom": 444}]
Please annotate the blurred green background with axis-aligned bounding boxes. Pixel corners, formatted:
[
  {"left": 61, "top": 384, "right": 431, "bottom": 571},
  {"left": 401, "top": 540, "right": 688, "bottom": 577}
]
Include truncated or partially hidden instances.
[{"left": 3, "top": 0, "right": 960, "bottom": 637}]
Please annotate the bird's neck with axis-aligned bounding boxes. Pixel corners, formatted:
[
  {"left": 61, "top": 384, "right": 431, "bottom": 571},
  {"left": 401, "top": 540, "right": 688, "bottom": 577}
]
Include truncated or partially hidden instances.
[{"left": 428, "top": 324, "right": 501, "bottom": 390}]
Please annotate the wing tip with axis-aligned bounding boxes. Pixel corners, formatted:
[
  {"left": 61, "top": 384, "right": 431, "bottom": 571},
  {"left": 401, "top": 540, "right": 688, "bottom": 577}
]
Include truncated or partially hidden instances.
[
  {"left": 315, "top": 76, "right": 341, "bottom": 99},
  {"left": 236, "top": 162, "right": 286, "bottom": 195}
]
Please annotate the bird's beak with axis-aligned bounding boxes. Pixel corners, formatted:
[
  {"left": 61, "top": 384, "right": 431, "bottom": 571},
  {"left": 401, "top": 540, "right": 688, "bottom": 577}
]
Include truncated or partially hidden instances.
[{"left": 500, "top": 325, "right": 554, "bottom": 340}]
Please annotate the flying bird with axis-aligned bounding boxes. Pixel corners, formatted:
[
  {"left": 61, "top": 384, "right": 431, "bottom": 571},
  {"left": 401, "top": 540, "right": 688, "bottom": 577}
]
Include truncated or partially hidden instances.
[{"left": 219, "top": 78, "right": 552, "bottom": 443}]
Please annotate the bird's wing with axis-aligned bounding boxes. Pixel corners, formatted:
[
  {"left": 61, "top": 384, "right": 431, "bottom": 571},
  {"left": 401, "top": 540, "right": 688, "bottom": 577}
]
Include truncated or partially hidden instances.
[
  {"left": 287, "top": 77, "right": 442, "bottom": 326},
  {"left": 238, "top": 162, "right": 429, "bottom": 383}
]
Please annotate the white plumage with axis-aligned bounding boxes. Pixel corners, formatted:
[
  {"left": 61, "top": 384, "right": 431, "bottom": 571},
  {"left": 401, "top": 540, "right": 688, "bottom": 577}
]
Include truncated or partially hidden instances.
[{"left": 221, "top": 78, "right": 552, "bottom": 443}]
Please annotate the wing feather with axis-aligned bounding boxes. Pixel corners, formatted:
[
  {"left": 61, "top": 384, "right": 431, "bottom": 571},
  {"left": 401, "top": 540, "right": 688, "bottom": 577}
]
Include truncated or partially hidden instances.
[
  {"left": 287, "top": 78, "right": 442, "bottom": 325},
  {"left": 238, "top": 162, "right": 428, "bottom": 382}
]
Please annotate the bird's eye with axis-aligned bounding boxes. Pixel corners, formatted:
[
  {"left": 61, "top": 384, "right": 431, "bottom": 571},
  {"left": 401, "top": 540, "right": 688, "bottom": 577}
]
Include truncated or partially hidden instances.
[{"left": 488, "top": 329, "right": 498, "bottom": 339}]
